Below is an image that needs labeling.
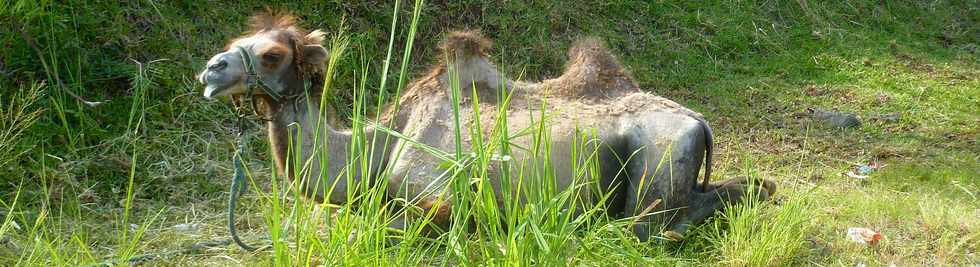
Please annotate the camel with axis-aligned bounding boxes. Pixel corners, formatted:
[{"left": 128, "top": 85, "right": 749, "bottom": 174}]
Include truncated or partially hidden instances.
[{"left": 197, "top": 11, "right": 775, "bottom": 242}]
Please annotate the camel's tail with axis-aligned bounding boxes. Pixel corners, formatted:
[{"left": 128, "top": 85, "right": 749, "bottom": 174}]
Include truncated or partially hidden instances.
[{"left": 698, "top": 119, "right": 713, "bottom": 192}]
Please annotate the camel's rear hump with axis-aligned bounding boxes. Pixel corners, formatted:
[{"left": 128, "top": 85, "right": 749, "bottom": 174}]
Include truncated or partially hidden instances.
[{"left": 543, "top": 38, "right": 640, "bottom": 98}]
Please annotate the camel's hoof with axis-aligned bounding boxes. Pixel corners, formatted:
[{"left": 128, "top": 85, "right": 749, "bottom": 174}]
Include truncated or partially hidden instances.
[{"left": 662, "top": 230, "right": 684, "bottom": 242}]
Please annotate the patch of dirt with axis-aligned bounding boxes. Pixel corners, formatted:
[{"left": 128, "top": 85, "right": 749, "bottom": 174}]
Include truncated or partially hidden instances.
[{"left": 804, "top": 84, "right": 829, "bottom": 97}]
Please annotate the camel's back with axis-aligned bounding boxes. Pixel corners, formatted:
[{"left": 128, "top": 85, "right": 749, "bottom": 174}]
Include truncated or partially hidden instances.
[{"left": 457, "top": 90, "right": 703, "bottom": 140}]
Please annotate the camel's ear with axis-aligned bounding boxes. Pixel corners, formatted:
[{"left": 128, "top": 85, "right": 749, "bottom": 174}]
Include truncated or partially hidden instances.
[{"left": 302, "top": 44, "right": 329, "bottom": 64}]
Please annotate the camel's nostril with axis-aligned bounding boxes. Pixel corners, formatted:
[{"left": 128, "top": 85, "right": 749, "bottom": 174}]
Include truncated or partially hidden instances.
[{"left": 208, "top": 60, "right": 228, "bottom": 71}]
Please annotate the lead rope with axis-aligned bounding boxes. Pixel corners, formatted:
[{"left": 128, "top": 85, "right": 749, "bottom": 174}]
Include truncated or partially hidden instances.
[{"left": 228, "top": 103, "right": 262, "bottom": 251}]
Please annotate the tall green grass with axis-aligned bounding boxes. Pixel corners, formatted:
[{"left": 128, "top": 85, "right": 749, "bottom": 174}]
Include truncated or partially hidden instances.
[
  {"left": 0, "top": 83, "right": 45, "bottom": 262},
  {"left": 0, "top": 83, "right": 44, "bottom": 168},
  {"left": 1, "top": 0, "right": 976, "bottom": 266}
]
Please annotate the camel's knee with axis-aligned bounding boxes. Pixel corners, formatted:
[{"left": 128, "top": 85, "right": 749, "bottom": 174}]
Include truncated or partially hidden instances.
[
  {"left": 410, "top": 197, "right": 454, "bottom": 235},
  {"left": 384, "top": 197, "right": 454, "bottom": 239},
  {"left": 418, "top": 197, "right": 453, "bottom": 222}
]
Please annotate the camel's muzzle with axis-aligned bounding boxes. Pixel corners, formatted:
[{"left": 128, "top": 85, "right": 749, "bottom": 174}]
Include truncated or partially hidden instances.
[{"left": 199, "top": 51, "right": 247, "bottom": 99}]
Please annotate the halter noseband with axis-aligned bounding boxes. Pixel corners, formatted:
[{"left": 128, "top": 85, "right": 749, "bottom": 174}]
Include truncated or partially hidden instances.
[{"left": 232, "top": 45, "right": 309, "bottom": 121}]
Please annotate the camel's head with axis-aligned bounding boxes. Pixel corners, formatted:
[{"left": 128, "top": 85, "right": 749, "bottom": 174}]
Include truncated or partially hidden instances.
[{"left": 198, "top": 11, "right": 328, "bottom": 99}]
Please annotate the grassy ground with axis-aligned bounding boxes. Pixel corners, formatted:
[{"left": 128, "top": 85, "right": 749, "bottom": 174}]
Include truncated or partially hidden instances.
[{"left": 1, "top": 0, "right": 978, "bottom": 266}]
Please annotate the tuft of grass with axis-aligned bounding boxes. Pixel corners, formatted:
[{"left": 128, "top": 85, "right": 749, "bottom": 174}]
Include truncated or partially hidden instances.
[
  {"left": 0, "top": 83, "right": 45, "bottom": 168},
  {"left": 705, "top": 188, "right": 814, "bottom": 266}
]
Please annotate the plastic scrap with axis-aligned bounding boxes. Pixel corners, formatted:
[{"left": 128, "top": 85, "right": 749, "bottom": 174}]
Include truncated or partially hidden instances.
[
  {"left": 844, "top": 161, "right": 885, "bottom": 180},
  {"left": 847, "top": 227, "right": 882, "bottom": 246},
  {"left": 173, "top": 223, "right": 200, "bottom": 232},
  {"left": 844, "top": 171, "right": 869, "bottom": 180}
]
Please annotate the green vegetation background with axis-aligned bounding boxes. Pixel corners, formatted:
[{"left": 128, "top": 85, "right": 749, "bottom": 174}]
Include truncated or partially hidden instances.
[{"left": 1, "top": 0, "right": 977, "bottom": 265}]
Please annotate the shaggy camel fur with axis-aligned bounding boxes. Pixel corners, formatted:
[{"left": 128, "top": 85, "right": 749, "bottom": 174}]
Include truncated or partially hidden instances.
[
  {"left": 384, "top": 31, "right": 775, "bottom": 240},
  {"left": 197, "top": 12, "right": 775, "bottom": 242}
]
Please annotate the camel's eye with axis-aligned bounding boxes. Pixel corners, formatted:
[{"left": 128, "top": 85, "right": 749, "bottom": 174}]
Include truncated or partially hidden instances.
[{"left": 261, "top": 52, "right": 283, "bottom": 63}]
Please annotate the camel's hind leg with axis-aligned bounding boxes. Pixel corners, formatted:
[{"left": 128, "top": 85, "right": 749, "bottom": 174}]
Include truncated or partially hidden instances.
[
  {"left": 662, "top": 177, "right": 775, "bottom": 241},
  {"left": 703, "top": 176, "right": 776, "bottom": 196}
]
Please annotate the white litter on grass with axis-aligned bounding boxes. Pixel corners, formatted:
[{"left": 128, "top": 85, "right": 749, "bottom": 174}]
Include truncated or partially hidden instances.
[
  {"left": 173, "top": 223, "right": 200, "bottom": 232},
  {"left": 844, "top": 171, "right": 869, "bottom": 180},
  {"left": 844, "top": 161, "right": 885, "bottom": 180},
  {"left": 847, "top": 227, "right": 882, "bottom": 245}
]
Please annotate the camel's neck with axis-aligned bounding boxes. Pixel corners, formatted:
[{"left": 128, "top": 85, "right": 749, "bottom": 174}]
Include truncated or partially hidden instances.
[
  {"left": 256, "top": 95, "right": 332, "bottom": 173},
  {"left": 253, "top": 94, "right": 390, "bottom": 203}
]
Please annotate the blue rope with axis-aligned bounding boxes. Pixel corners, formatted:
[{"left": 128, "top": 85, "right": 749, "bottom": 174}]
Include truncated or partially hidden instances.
[{"left": 228, "top": 125, "right": 260, "bottom": 251}]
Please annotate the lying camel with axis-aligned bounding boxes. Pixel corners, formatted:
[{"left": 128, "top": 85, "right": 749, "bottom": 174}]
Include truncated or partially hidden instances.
[{"left": 197, "top": 11, "right": 774, "bottom": 242}]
